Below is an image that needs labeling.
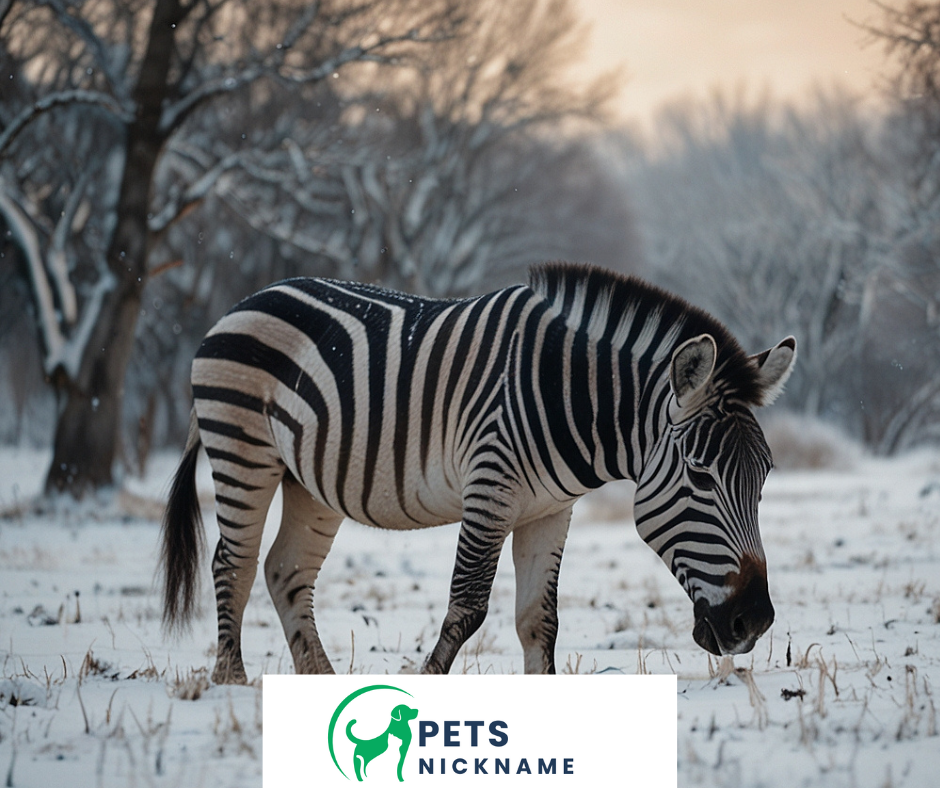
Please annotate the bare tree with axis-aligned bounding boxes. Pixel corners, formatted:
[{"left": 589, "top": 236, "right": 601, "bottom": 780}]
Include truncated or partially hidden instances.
[
  {"left": 104, "top": 0, "right": 634, "bottom": 466},
  {"left": 331, "top": 0, "right": 621, "bottom": 295},
  {"left": 630, "top": 77, "right": 940, "bottom": 453},
  {"left": 0, "top": 0, "right": 460, "bottom": 497},
  {"left": 195, "top": 0, "right": 627, "bottom": 297},
  {"left": 859, "top": 1, "right": 940, "bottom": 451},
  {"left": 633, "top": 91, "right": 883, "bottom": 417},
  {"left": 863, "top": 1, "right": 940, "bottom": 143},
  {"left": 619, "top": 4, "right": 940, "bottom": 453}
]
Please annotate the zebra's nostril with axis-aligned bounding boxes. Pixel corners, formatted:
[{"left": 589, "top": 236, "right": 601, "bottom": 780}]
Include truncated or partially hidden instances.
[{"left": 731, "top": 615, "right": 747, "bottom": 641}]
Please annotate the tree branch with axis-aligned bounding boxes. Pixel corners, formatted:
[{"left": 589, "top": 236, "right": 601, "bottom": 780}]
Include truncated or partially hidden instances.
[
  {"left": 37, "top": 0, "right": 126, "bottom": 95},
  {"left": 0, "top": 0, "right": 14, "bottom": 34},
  {"left": 148, "top": 151, "right": 243, "bottom": 233},
  {"left": 48, "top": 168, "right": 92, "bottom": 326},
  {"left": 159, "top": 5, "right": 458, "bottom": 134},
  {"left": 158, "top": 62, "right": 267, "bottom": 134},
  {"left": 0, "top": 89, "right": 131, "bottom": 159},
  {"left": 0, "top": 182, "right": 64, "bottom": 371},
  {"left": 0, "top": 178, "right": 117, "bottom": 379},
  {"left": 175, "top": 0, "right": 236, "bottom": 92}
]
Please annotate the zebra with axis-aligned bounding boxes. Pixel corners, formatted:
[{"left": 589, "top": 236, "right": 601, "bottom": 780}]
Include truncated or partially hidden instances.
[{"left": 160, "top": 262, "right": 796, "bottom": 682}]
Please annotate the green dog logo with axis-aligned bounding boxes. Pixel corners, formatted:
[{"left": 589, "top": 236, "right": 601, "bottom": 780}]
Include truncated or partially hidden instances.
[
  {"left": 328, "top": 685, "right": 418, "bottom": 782},
  {"left": 347, "top": 703, "right": 419, "bottom": 781}
]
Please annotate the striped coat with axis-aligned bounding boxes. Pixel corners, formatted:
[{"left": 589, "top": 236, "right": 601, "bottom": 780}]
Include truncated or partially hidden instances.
[{"left": 161, "top": 263, "right": 796, "bottom": 681}]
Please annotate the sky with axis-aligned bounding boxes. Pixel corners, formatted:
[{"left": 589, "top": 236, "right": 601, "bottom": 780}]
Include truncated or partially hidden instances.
[{"left": 573, "top": 0, "right": 889, "bottom": 125}]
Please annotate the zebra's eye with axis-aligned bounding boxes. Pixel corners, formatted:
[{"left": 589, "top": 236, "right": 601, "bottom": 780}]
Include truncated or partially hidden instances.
[{"left": 687, "top": 465, "right": 717, "bottom": 491}]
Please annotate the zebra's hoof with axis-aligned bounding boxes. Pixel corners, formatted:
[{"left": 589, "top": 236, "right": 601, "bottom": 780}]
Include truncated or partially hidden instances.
[{"left": 211, "top": 662, "right": 248, "bottom": 685}]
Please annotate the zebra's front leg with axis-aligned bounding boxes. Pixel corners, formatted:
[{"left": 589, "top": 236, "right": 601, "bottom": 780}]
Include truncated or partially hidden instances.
[
  {"left": 511, "top": 507, "right": 572, "bottom": 674},
  {"left": 264, "top": 475, "right": 341, "bottom": 675},
  {"left": 423, "top": 506, "right": 512, "bottom": 675}
]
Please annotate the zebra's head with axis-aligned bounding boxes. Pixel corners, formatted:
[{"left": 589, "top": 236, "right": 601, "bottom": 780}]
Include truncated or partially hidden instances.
[{"left": 633, "top": 333, "right": 797, "bottom": 656}]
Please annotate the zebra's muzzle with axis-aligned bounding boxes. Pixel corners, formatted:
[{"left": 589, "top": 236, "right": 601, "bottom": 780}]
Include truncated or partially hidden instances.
[{"left": 691, "top": 573, "right": 775, "bottom": 656}]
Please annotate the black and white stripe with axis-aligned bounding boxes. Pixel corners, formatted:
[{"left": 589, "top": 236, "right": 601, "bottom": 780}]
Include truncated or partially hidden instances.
[{"left": 161, "top": 262, "right": 796, "bottom": 680}]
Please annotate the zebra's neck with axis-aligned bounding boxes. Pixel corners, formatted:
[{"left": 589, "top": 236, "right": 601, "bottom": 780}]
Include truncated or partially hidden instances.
[{"left": 525, "top": 263, "right": 759, "bottom": 487}]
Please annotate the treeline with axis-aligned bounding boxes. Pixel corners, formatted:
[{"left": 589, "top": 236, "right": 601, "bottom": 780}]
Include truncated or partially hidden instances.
[{"left": 629, "top": 3, "right": 940, "bottom": 454}]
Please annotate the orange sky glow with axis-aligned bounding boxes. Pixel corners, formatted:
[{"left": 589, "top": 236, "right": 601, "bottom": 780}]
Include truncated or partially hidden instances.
[{"left": 573, "top": 0, "right": 890, "bottom": 125}]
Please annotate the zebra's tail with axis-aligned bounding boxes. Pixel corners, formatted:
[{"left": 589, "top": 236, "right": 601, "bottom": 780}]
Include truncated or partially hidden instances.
[{"left": 160, "top": 409, "right": 205, "bottom": 634}]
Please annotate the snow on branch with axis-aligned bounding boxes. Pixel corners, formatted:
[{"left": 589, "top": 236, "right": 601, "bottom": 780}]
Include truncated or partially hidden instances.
[
  {"left": 0, "top": 179, "right": 114, "bottom": 379},
  {"left": 57, "top": 266, "right": 115, "bottom": 380},
  {"left": 221, "top": 186, "right": 345, "bottom": 262},
  {"left": 148, "top": 152, "right": 244, "bottom": 233},
  {"left": 0, "top": 183, "right": 63, "bottom": 371},
  {"left": 277, "top": 21, "right": 458, "bottom": 86},
  {"left": 157, "top": 63, "right": 266, "bottom": 134},
  {"left": 48, "top": 169, "right": 92, "bottom": 325},
  {"left": 157, "top": 3, "right": 321, "bottom": 133},
  {"left": 0, "top": 89, "right": 132, "bottom": 158}
]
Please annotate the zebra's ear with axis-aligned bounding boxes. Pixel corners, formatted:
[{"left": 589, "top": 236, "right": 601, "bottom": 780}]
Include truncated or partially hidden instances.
[
  {"left": 750, "top": 336, "right": 797, "bottom": 405},
  {"left": 670, "top": 334, "right": 717, "bottom": 408}
]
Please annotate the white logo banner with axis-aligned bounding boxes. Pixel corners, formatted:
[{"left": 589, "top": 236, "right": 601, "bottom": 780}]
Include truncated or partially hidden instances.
[{"left": 264, "top": 674, "right": 676, "bottom": 786}]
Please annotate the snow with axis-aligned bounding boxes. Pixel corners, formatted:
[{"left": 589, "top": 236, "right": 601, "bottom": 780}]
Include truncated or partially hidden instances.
[{"left": 1, "top": 446, "right": 939, "bottom": 787}]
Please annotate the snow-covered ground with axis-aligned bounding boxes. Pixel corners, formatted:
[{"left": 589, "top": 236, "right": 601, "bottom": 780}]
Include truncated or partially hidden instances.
[{"left": 1, "top": 445, "right": 939, "bottom": 787}]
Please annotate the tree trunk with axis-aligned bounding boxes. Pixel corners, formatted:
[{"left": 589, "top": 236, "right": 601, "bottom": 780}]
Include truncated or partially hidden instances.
[
  {"left": 45, "top": 0, "right": 182, "bottom": 497},
  {"left": 45, "top": 287, "right": 144, "bottom": 494}
]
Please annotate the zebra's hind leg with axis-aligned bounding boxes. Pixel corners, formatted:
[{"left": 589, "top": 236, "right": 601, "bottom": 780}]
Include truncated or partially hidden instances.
[
  {"left": 207, "top": 454, "right": 284, "bottom": 685},
  {"left": 511, "top": 507, "right": 572, "bottom": 674},
  {"left": 264, "top": 474, "right": 341, "bottom": 674}
]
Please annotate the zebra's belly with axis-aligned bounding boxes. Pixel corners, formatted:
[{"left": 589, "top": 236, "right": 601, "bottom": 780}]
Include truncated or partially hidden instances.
[
  {"left": 342, "top": 473, "right": 466, "bottom": 531},
  {"left": 285, "top": 443, "right": 467, "bottom": 530},
  {"left": 300, "top": 475, "right": 575, "bottom": 532}
]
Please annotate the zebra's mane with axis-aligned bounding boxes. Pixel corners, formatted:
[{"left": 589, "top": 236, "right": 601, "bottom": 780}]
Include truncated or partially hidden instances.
[{"left": 528, "top": 262, "right": 765, "bottom": 405}]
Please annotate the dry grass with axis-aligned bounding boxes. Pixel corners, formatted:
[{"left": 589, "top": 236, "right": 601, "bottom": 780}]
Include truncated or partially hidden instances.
[
  {"left": 78, "top": 648, "right": 116, "bottom": 683},
  {"left": 168, "top": 668, "right": 211, "bottom": 701},
  {"left": 213, "top": 694, "right": 262, "bottom": 758},
  {"left": 562, "top": 652, "right": 598, "bottom": 674},
  {"left": 458, "top": 627, "right": 501, "bottom": 674}
]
